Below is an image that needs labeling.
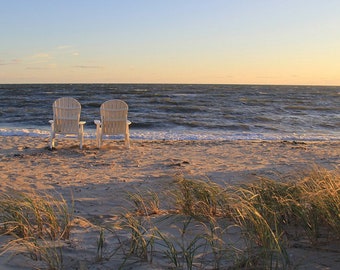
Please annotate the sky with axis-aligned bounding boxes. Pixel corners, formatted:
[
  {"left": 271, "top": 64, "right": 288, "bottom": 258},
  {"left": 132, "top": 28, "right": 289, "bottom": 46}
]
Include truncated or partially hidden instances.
[{"left": 1, "top": 0, "right": 340, "bottom": 85}]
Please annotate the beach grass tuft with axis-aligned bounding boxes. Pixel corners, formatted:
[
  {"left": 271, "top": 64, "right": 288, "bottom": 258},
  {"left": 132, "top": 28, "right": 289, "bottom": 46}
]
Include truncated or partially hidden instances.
[
  {"left": 0, "top": 189, "right": 73, "bottom": 269},
  {"left": 173, "top": 176, "right": 230, "bottom": 219},
  {"left": 128, "top": 189, "right": 161, "bottom": 216}
]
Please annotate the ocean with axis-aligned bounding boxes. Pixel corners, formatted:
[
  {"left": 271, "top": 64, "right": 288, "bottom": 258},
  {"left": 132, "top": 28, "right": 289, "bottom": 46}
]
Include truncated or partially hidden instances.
[{"left": 0, "top": 84, "right": 339, "bottom": 141}]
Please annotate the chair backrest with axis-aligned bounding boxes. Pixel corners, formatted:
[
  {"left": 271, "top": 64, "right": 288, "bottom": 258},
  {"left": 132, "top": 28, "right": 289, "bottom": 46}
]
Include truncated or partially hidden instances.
[
  {"left": 100, "top": 99, "right": 128, "bottom": 135},
  {"left": 53, "top": 97, "right": 81, "bottom": 134}
]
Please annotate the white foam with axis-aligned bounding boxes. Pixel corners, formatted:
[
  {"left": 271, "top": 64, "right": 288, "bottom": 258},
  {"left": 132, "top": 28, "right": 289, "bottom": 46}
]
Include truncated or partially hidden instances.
[{"left": 0, "top": 127, "right": 338, "bottom": 141}]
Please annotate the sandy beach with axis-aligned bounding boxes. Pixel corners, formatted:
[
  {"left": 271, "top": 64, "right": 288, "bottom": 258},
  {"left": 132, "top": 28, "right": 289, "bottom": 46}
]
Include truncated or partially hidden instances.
[{"left": 0, "top": 136, "right": 339, "bottom": 269}]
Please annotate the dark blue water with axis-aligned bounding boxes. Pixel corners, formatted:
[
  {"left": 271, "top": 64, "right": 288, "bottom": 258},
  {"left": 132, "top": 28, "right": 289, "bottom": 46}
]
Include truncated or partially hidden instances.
[{"left": 0, "top": 84, "right": 339, "bottom": 141}]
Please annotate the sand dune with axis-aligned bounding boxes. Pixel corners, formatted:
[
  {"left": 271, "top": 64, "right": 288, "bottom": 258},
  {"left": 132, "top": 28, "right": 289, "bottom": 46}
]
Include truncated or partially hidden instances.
[{"left": 0, "top": 136, "right": 339, "bottom": 269}]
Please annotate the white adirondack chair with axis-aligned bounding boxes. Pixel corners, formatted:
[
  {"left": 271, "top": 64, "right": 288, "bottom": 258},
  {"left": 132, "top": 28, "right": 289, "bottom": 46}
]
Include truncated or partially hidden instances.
[
  {"left": 94, "top": 99, "right": 131, "bottom": 148},
  {"left": 49, "top": 97, "right": 86, "bottom": 149}
]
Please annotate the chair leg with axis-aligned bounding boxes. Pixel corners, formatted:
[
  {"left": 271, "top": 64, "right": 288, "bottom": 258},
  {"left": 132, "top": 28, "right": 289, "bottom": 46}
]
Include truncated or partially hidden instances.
[
  {"left": 98, "top": 136, "right": 102, "bottom": 148},
  {"left": 79, "top": 134, "right": 83, "bottom": 149},
  {"left": 79, "top": 125, "right": 84, "bottom": 150},
  {"left": 125, "top": 131, "right": 130, "bottom": 149},
  {"left": 96, "top": 128, "right": 102, "bottom": 148},
  {"left": 97, "top": 134, "right": 100, "bottom": 148},
  {"left": 49, "top": 132, "right": 55, "bottom": 149},
  {"left": 49, "top": 122, "right": 55, "bottom": 149}
]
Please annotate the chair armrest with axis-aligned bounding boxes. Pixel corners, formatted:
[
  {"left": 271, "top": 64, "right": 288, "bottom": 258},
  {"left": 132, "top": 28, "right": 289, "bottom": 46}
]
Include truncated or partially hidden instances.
[
  {"left": 127, "top": 120, "right": 131, "bottom": 125},
  {"left": 49, "top": 120, "right": 54, "bottom": 125},
  {"left": 94, "top": 120, "right": 101, "bottom": 126},
  {"left": 79, "top": 121, "right": 86, "bottom": 125}
]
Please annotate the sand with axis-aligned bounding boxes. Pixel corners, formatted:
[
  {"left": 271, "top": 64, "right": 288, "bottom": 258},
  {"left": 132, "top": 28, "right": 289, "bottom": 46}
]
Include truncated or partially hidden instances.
[{"left": 0, "top": 136, "right": 339, "bottom": 269}]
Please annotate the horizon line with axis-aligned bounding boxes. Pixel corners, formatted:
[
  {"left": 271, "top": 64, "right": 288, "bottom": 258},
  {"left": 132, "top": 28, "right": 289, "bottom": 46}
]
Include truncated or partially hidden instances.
[{"left": 1, "top": 82, "right": 340, "bottom": 87}]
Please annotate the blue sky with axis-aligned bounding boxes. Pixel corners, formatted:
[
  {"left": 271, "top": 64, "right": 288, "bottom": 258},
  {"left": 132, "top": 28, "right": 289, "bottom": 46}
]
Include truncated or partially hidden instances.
[{"left": 1, "top": 0, "right": 340, "bottom": 84}]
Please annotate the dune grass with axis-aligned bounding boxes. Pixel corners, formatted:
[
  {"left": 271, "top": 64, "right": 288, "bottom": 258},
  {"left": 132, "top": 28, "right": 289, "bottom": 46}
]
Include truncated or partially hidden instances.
[
  {"left": 0, "top": 190, "right": 73, "bottom": 269},
  {"left": 0, "top": 166, "right": 339, "bottom": 269},
  {"left": 0, "top": 190, "right": 72, "bottom": 240},
  {"left": 119, "top": 166, "right": 339, "bottom": 269},
  {"left": 173, "top": 177, "right": 231, "bottom": 219}
]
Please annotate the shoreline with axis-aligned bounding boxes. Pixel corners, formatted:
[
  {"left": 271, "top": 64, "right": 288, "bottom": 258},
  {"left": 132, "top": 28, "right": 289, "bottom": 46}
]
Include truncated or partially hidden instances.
[{"left": 1, "top": 126, "right": 339, "bottom": 141}]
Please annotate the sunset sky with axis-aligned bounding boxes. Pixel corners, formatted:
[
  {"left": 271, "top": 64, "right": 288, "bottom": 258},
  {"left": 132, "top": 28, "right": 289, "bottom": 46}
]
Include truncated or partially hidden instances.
[{"left": 1, "top": 0, "right": 340, "bottom": 85}]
